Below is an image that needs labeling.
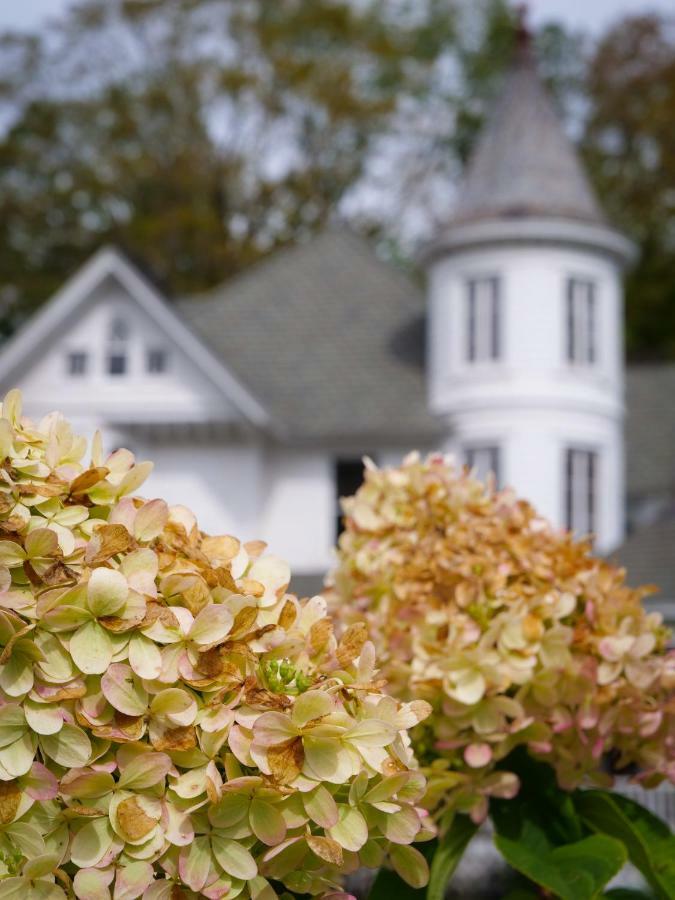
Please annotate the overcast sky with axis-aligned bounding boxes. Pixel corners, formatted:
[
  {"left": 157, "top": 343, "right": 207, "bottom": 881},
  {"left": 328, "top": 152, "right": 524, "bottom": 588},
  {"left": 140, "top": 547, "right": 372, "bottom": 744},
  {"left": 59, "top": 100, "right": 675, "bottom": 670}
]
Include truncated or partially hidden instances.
[{"left": 0, "top": 0, "right": 672, "bottom": 34}]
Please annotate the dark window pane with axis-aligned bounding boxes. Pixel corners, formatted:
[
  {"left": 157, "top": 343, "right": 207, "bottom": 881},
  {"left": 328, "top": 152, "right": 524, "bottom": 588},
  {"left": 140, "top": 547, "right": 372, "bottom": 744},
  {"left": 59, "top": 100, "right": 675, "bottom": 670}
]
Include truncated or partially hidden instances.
[
  {"left": 335, "top": 458, "right": 368, "bottom": 539},
  {"left": 464, "top": 445, "right": 500, "bottom": 487},
  {"left": 67, "top": 352, "right": 87, "bottom": 376},
  {"left": 108, "top": 353, "right": 127, "bottom": 376},
  {"left": 466, "top": 277, "right": 501, "bottom": 363},
  {"left": 147, "top": 348, "right": 167, "bottom": 373},
  {"left": 565, "top": 448, "right": 598, "bottom": 535},
  {"left": 110, "top": 317, "right": 130, "bottom": 341}
]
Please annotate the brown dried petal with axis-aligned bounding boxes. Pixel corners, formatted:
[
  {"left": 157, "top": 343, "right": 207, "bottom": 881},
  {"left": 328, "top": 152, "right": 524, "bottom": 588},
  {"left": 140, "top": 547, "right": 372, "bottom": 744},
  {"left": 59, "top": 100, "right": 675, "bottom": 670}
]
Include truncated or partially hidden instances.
[
  {"left": 200, "top": 535, "right": 240, "bottom": 564},
  {"left": 116, "top": 796, "right": 158, "bottom": 841},
  {"left": 306, "top": 834, "right": 343, "bottom": 867},
  {"left": 336, "top": 622, "right": 368, "bottom": 668},
  {"left": 309, "top": 618, "right": 333, "bottom": 656},
  {"left": 0, "top": 780, "right": 20, "bottom": 825},
  {"left": 151, "top": 725, "right": 197, "bottom": 752},
  {"left": 70, "top": 467, "right": 110, "bottom": 495},
  {"left": 268, "top": 737, "right": 304, "bottom": 784},
  {"left": 230, "top": 606, "right": 258, "bottom": 639},
  {"left": 87, "top": 523, "right": 132, "bottom": 564},
  {"left": 278, "top": 599, "right": 297, "bottom": 631}
]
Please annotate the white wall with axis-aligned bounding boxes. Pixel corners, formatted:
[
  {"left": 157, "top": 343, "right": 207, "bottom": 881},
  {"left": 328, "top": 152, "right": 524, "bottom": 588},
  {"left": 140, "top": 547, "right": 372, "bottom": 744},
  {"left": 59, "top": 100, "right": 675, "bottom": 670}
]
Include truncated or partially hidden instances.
[
  {"left": 428, "top": 238, "right": 625, "bottom": 552},
  {"left": 12, "top": 276, "right": 237, "bottom": 426}
]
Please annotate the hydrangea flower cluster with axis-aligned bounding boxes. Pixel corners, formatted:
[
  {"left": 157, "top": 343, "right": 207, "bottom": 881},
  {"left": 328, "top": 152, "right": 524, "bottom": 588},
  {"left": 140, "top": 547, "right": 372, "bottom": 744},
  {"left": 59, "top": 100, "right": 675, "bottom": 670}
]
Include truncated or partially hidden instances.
[
  {"left": 328, "top": 453, "right": 675, "bottom": 824},
  {"left": 0, "top": 392, "right": 433, "bottom": 899}
]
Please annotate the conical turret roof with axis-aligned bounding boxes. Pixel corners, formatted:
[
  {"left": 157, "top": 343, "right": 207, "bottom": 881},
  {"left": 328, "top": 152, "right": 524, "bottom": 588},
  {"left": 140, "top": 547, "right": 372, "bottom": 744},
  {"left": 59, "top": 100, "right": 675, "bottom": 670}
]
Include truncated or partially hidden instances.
[{"left": 453, "top": 32, "right": 605, "bottom": 226}]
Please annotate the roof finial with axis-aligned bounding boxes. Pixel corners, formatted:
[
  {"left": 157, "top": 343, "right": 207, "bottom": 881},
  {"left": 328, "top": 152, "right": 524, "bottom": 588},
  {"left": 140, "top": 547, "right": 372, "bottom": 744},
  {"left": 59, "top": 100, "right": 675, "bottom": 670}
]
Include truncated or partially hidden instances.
[{"left": 514, "top": 3, "right": 533, "bottom": 58}]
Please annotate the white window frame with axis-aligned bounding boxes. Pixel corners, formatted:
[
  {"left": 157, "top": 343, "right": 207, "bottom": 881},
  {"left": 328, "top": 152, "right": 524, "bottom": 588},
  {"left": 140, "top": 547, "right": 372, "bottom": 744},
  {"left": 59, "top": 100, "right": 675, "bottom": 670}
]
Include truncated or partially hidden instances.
[
  {"left": 466, "top": 276, "right": 501, "bottom": 364},
  {"left": 566, "top": 277, "right": 596, "bottom": 365},
  {"left": 564, "top": 447, "right": 598, "bottom": 536}
]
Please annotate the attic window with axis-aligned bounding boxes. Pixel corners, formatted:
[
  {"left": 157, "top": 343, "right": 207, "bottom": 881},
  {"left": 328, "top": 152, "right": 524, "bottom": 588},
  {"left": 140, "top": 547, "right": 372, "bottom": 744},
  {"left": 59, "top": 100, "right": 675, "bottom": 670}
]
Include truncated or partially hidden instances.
[
  {"left": 67, "top": 351, "right": 87, "bottom": 376},
  {"left": 466, "top": 276, "right": 501, "bottom": 363},
  {"left": 147, "top": 348, "right": 167, "bottom": 374},
  {"left": 107, "top": 315, "right": 129, "bottom": 376}
]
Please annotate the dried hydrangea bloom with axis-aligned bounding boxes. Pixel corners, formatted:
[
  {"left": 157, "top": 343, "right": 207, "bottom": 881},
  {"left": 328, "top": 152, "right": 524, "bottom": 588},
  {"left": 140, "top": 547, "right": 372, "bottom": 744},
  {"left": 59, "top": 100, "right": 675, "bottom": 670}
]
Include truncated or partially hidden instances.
[
  {"left": 0, "top": 391, "right": 433, "bottom": 898},
  {"left": 328, "top": 452, "right": 675, "bottom": 824}
]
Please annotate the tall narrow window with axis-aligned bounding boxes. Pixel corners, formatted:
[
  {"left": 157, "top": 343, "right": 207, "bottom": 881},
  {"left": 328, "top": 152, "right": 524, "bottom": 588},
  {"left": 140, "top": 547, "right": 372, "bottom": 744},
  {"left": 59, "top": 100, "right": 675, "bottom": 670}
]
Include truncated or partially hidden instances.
[
  {"left": 464, "top": 445, "right": 501, "bottom": 487},
  {"left": 107, "top": 316, "right": 129, "bottom": 376},
  {"left": 467, "top": 276, "right": 500, "bottom": 363},
  {"left": 565, "top": 448, "right": 598, "bottom": 535},
  {"left": 566, "top": 278, "right": 596, "bottom": 365},
  {"left": 67, "top": 351, "right": 87, "bottom": 376},
  {"left": 335, "top": 458, "right": 368, "bottom": 540}
]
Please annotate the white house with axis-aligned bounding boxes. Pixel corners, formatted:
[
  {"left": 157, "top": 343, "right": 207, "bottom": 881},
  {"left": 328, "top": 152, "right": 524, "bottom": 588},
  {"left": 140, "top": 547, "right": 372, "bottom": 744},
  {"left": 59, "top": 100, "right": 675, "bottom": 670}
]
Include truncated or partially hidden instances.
[{"left": 1, "top": 35, "right": 673, "bottom": 609}]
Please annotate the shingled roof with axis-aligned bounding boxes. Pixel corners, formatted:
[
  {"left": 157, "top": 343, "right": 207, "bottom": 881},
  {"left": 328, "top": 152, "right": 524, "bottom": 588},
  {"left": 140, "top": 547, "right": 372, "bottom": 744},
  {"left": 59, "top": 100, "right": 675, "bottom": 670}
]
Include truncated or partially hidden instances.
[
  {"left": 178, "top": 229, "right": 442, "bottom": 444},
  {"left": 625, "top": 364, "right": 675, "bottom": 497},
  {"left": 613, "top": 518, "right": 675, "bottom": 600},
  {"left": 453, "top": 37, "right": 605, "bottom": 226}
]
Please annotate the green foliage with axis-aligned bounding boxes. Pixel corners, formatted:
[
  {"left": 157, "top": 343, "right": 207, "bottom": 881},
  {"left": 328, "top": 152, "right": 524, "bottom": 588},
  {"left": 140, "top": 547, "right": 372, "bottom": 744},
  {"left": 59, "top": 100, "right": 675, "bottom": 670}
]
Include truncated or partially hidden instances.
[
  {"left": 579, "top": 14, "right": 675, "bottom": 361},
  {"left": 575, "top": 790, "right": 675, "bottom": 899}
]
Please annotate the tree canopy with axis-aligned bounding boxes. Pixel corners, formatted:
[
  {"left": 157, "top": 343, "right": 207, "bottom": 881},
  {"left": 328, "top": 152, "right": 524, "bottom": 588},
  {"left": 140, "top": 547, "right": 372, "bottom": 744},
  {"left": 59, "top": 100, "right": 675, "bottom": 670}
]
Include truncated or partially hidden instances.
[{"left": 0, "top": 1, "right": 673, "bottom": 361}]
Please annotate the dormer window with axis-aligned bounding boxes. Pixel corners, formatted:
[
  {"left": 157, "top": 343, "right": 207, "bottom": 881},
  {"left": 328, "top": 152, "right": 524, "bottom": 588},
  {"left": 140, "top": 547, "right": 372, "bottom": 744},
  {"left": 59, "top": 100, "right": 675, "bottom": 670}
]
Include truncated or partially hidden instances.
[
  {"left": 467, "top": 276, "right": 500, "bottom": 363},
  {"left": 566, "top": 277, "right": 596, "bottom": 365},
  {"left": 67, "top": 351, "right": 87, "bottom": 376},
  {"left": 107, "top": 316, "right": 129, "bottom": 376},
  {"left": 147, "top": 348, "right": 167, "bottom": 374}
]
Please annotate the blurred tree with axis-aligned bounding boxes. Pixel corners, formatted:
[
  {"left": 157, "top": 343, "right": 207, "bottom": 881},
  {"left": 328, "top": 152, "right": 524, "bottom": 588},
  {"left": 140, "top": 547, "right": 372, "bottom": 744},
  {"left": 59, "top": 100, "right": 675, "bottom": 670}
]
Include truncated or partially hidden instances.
[
  {"left": 0, "top": 0, "right": 516, "bottom": 332},
  {"left": 580, "top": 14, "right": 675, "bottom": 361}
]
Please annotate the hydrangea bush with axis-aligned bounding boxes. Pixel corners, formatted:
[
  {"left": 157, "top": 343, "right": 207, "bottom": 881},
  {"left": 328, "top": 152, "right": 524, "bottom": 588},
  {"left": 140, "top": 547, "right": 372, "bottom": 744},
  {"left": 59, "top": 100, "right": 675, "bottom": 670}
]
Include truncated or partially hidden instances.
[
  {"left": 0, "top": 393, "right": 433, "bottom": 900},
  {"left": 329, "top": 453, "right": 675, "bottom": 899}
]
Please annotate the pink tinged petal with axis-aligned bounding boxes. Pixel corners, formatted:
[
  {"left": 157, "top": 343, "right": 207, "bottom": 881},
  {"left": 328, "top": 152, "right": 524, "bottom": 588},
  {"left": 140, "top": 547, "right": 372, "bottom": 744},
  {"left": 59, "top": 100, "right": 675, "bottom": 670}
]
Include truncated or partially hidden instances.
[
  {"left": 162, "top": 802, "right": 194, "bottom": 846},
  {"left": 113, "top": 861, "right": 154, "bottom": 900},
  {"left": 73, "top": 867, "right": 114, "bottom": 900},
  {"left": 101, "top": 664, "right": 148, "bottom": 717},
  {"left": 381, "top": 806, "right": 421, "bottom": 845},
  {"left": 141, "top": 883, "right": 175, "bottom": 900},
  {"left": 178, "top": 836, "right": 212, "bottom": 893},
  {"left": 188, "top": 604, "right": 233, "bottom": 647},
  {"left": 117, "top": 752, "right": 172, "bottom": 791},
  {"left": 133, "top": 499, "right": 168, "bottom": 542},
  {"left": 464, "top": 743, "right": 493, "bottom": 769},
  {"left": 22, "top": 762, "right": 58, "bottom": 800},
  {"left": 252, "top": 712, "right": 299, "bottom": 747}
]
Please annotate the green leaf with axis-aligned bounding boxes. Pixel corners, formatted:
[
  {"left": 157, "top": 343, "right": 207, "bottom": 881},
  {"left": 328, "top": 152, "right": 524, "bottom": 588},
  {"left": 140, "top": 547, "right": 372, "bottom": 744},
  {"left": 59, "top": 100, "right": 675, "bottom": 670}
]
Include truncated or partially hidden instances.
[
  {"left": 575, "top": 789, "right": 675, "bottom": 900},
  {"left": 494, "top": 831, "right": 627, "bottom": 900},
  {"left": 427, "top": 815, "right": 478, "bottom": 900},
  {"left": 604, "top": 890, "right": 657, "bottom": 899}
]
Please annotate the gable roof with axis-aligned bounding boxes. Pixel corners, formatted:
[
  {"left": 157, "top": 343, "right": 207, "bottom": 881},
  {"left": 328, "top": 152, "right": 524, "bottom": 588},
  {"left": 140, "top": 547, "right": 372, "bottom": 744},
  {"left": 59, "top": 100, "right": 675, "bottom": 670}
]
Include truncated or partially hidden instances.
[
  {"left": 178, "top": 229, "right": 442, "bottom": 444},
  {"left": 0, "top": 246, "right": 271, "bottom": 429},
  {"left": 625, "top": 364, "right": 675, "bottom": 497},
  {"left": 453, "top": 39, "right": 605, "bottom": 227}
]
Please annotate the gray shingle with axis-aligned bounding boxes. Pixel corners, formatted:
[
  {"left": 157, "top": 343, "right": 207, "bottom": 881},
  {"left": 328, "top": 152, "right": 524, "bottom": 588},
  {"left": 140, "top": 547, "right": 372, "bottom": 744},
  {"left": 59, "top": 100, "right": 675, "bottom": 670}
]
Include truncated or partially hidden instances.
[
  {"left": 612, "top": 517, "right": 675, "bottom": 599},
  {"left": 177, "top": 229, "right": 442, "bottom": 444},
  {"left": 625, "top": 364, "right": 675, "bottom": 496},
  {"left": 453, "top": 43, "right": 605, "bottom": 226}
]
